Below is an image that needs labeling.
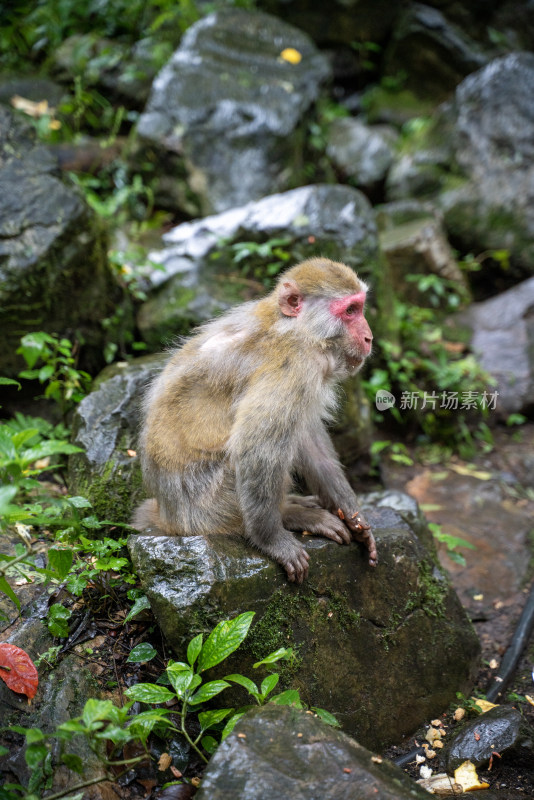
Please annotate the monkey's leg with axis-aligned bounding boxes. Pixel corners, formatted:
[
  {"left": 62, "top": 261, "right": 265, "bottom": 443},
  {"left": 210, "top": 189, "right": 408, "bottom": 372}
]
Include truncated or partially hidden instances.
[
  {"left": 281, "top": 503, "right": 352, "bottom": 545},
  {"left": 285, "top": 494, "right": 322, "bottom": 508}
]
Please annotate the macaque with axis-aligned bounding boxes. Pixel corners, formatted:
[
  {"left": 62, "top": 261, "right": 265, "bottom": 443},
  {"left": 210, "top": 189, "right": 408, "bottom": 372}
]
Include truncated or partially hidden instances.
[{"left": 133, "top": 257, "right": 376, "bottom": 583}]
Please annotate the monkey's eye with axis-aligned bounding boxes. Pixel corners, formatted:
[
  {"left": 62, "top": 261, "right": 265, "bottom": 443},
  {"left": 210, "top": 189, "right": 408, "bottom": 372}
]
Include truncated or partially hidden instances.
[{"left": 345, "top": 304, "right": 358, "bottom": 315}]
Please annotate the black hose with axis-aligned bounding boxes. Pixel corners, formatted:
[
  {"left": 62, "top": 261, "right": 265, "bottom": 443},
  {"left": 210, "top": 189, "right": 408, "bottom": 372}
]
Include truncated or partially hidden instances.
[
  {"left": 485, "top": 580, "right": 534, "bottom": 703},
  {"left": 393, "top": 745, "right": 426, "bottom": 767}
]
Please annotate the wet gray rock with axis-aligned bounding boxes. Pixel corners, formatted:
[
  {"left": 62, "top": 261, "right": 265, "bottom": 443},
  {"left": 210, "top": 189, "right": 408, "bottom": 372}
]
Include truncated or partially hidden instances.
[
  {"left": 445, "top": 705, "right": 534, "bottom": 771},
  {"left": 0, "top": 106, "right": 125, "bottom": 375},
  {"left": 128, "top": 490, "right": 480, "bottom": 751},
  {"left": 135, "top": 8, "right": 331, "bottom": 214},
  {"left": 326, "top": 118, "right": 398, "bottom": 188},
  {"left": 196, "top": 704, "right": 431, "bottom": 800},
  {"left": 377, "top": 200, "right": 467, "bottom": 305},
  {"left": 456, "top": 276, "right": 534, "bottom": 414},
  {"left": 68, "top": 354, "right": 164, "bottom": 521},
  {"left": 387, "top": 53, "right": 534, "bottom": 279},
  {"left": 384, "top": 3, "right": 490, "bottom": 100}
]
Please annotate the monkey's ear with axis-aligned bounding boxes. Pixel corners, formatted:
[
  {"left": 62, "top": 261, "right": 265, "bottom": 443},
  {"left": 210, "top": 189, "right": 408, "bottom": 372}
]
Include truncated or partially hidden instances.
[{"left": 279, "top": 280, "right": 303, "bottom": 317}]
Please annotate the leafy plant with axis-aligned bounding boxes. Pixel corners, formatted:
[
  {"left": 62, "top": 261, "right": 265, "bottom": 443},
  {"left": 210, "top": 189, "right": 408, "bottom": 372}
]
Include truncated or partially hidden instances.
[
  {"left": 4, "top": 612, "right": 337, "bottom": 799},
  {"left": 17, "top": 332, "right": 92, "bottom": 419},
  {"left": 212, "top": 237, "right": 292, "bottom": 286},
  {"left": 429, "top": 522, "right": 475, "bottom": 567}
]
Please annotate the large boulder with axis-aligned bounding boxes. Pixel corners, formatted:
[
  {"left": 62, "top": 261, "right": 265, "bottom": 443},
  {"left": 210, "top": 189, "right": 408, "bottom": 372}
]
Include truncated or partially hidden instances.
[
  {"left": 134, "top": 8, "right": 331, "bottom": 214},
  {"left": 387, "top": 53, "right": 534, "bottom": 280},
  {"left": 196, "top": 704, "right": 431, "bottom": 800},
  {"left": 0, "top": 107, "right": 125, "bottom": 376},
  {"left": 456, "top": 276, "right": 534, "bottom": 414},
  {"left": 128, "top": 491, "right": 480, "bottom": 751}
]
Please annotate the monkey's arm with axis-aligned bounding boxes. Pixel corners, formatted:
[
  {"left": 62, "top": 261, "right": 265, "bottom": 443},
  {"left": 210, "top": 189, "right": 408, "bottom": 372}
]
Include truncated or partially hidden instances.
[
  {"left": 296, "top": 424, "right": 377, "bottom": 566},
  {"left": 229, "top": 380, "right": 310, "bottom": 583}
]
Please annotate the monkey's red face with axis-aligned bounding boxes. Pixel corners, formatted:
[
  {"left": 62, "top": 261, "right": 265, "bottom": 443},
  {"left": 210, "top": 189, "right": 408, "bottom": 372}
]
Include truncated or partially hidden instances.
[{"left": 329, "top": 292, "right": 373, "bottom": 371}]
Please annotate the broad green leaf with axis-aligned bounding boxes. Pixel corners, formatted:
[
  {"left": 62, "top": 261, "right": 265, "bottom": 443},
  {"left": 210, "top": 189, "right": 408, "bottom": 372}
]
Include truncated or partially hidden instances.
[
  {"left": 48, "top": 548, "right": 73, "bottom": 580},
  {"left": 125, "top": 683, "right": 175, "bottom": 704},
  {"left": 311, "top": 707, "right": 341, "bottom": 727},
  {"left": 201, "top": 735, "right": 218, "bottom": 754},
  {"left": 0, "top": 576, "right": 20, "bottom": 610},
  {"left": 22, "top": 441, "right": 82, "bottom": 463},
  {"left": 66, "top": 496, "right": 92, "bottom": 509},
  {"left": 0, "top": 428, "right": 17, "bottom": 460},
  {"left": 61, "top": 753, "right": 84, "bottom": 773},
  {"left": 11, "top": 429, "right": 40, "bottom": 450},
  {"left": 24, "top": 742, "right": 48, "bottom": 769},
  {"left": 56, "top": 720, "right": 86, "bottom": 737},
  {"left": 127, "top": 642, "right": 157, "bottom": 663},
  {"left": 47, "top": 603, "right": 71, "bottom": 637},
  {"left": 124, "top": 594, "right": 151, "bottom": 622},
  {"left": 197, "top": 612, "right": 254, "bottom": 673},
  {"left": 82, "top": 699, "right": 115, "bottom": 728},
  {"left": 198, "top": 708, "right": 232, "bottom": 731},
  {"left": 260, "top": 673, "right": 279, "bottom": 699},
  {"left": 187, "top": 633, "right": 203, "bottom": 666},
  {"left": 269, "top": 689, "right": 302, "bottom": 707},
  {"left": 128, "top": 710, "right": 172, "bottom": 743},
  {"left": 166, "top": 662, "right": 194, "bottom": 697},
  {"left": 221, "top": 711, "right": 246, "bottom": 741},
  {"left": 224, "top": 673, "right": 258, "bottom": 698},
  {"left": 189, "top": 680, "right": 230, "bottom": 705},
  {"left": 0, "top": 377, "right": 20, "bottom": 389},
  {"left": 253, "top": 647, "right": 293, "bottom": 668}
]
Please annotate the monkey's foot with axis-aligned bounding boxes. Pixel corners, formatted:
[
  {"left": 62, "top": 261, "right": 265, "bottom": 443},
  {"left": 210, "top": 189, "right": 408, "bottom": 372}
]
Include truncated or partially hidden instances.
[
  {"left": 285, "top": 494, "right": 322, "bottom": 508},
  {"left": 282, "top": 504, "right": 352, "bottom": 545},
  {"left": 281, "top": 544, "right": 310, "bottom": 584},
  {"left": 343, "top": 510, "right": 377, "bottom": 566}
]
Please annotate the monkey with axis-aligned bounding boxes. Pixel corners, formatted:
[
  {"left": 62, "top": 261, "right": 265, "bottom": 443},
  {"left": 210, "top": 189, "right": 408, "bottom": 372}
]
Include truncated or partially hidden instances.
[{"left": 133, "top": 257, "right": 377, "bottom": 583}]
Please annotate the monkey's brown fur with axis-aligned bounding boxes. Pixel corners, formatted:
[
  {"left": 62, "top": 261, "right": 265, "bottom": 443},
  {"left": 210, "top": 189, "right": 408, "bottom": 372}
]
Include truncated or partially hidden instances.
[{"left": 133, "top": 258, "right": 376, "bottom": 582}]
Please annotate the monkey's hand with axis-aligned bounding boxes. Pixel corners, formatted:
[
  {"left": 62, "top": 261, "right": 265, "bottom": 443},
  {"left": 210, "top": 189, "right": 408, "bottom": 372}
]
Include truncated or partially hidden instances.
[{"left": 337, "top": 508, "right": 378, "bottom": 567}]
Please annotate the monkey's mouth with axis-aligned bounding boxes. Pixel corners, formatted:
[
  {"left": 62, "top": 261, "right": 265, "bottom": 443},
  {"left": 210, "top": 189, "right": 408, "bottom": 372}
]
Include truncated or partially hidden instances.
[{"left": 346, "top": 354, "right": 364, "bottom": 371}]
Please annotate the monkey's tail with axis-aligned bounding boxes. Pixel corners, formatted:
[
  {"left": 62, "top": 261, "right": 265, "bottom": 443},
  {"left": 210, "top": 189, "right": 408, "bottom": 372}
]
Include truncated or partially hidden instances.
[{"left": 132, "top": 498, "right": 173, "bottom": 535}]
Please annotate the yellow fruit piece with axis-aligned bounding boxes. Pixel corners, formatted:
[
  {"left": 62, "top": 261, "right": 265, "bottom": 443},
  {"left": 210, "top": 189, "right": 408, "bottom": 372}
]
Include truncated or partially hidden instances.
[
  {"left": 280, "top": 48, "right": 302, "bottom": 64},
  {"left": 454, "top": 760, "right": 490, "bottom": 791},
  {"left": 471, "top": 697, "right": 498, "bottom": 713}
]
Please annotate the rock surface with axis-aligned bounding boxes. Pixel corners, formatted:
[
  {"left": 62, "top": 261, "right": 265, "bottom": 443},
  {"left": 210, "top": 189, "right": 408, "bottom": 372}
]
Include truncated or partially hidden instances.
[
  {"left": 0, "top": 106, "right": 123, "bottom": 375},
  {"left": 128, "top": 490, "right": 480, "bottom": 751},
  {"left": 387, "top": 53, "right": 534, "bottom": 279},
  {"left": 68, "top": 355, "right": 164, "bottom": 521},
  {"left": 196, "top": 704, "right": 431, "bottom": 800},
  {"left": 135, "top": 8, "right": 331, "bottom": 214},
  {"left": 445, "top": 705, "right": 534, "bottom": 771},
  {"left": 456, "top": 276, "right": 534, "bottom": 414},
  {"left": 326, "top": 117, "right": 398, "bottom": 188}
]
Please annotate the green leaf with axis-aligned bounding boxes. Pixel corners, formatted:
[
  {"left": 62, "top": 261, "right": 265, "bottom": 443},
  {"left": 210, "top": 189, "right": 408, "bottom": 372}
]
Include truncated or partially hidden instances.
[
  {"left": 269, "top": 689, "right": 302, "bottom": 707},
  {"left": 311, "top": 707, "right": 341, "bottom": 727},
  {"left": 82, "top": 699, "right": 115, "bottom": 728},
  {"left": 11, "top": 429, "right": 40, "bottom": 450},
  {"left": 127, "top": 642, "right": 158, "bottom": 663},
  {"left": 125, "top": 683, "right": 175, "bottom": 704},
  {"left": 200, "top": 735, "right": 218, "bottom": 754},
  {"left": 260, "top": 673, "right": 279, "bottom": 699},
  {"left": 61, "top": 753, "right": 84, "bottom": 773},
  {"left": 189, "top": 680, "right": 230, "bottom": 705},
  {"left": 224, "top": 673, "right": 258, "bottom": 698},
  {"left": 0, "top": 377, "right": 20, "bottom": 389},
  {"left": 128, "top": 710, "right": 172, "bottom": 743},
  {"left": 124, "top": 594, "right": 151, "bottom": 622},
  {"left": 47, "top": 603, "right": 71, "bottom": 638},
  {"left": 48, "top": 548, "right": 73, "bottom": 580},
  {"left": 253, "top": 647, "right": 293, "bottom": 668},
  {"left": 24, "top": 742, "right": 48, "bottom": 769},
  {"left": 0, "top": 576, "right": 20, "bottom": 610},
  {"left": 66, "top": 496, "right": 93, "bottom": 509},
  {"left": 198, "top": 708, "right": 233, "bottom": 731},
  {"left": 197, "top": 612, "right": 254, "bottom": 673},
  {"left": 221, "top": 711, "right": 246, "bottom": 740},
  {"left": 187, "top": 633, "right": 203, "bottom": 666},
  {"left": 166, "top": 663, "right": 201, "bottom": 698}
]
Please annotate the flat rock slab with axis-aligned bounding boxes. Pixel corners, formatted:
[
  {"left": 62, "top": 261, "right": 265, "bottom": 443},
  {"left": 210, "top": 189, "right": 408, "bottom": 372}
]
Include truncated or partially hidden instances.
[
  {"left": 128, "top": 491, "right": 480, "bottom": 750},
  {"left": 196, "top": 704, "right": 431, "bottom": 800}
]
